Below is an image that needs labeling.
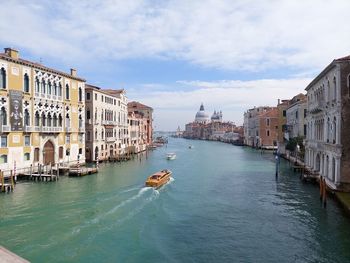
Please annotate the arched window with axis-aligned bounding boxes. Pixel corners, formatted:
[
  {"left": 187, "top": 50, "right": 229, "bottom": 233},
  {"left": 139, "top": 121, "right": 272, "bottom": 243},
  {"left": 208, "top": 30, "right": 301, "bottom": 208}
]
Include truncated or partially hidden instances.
[
  {"left": 327, "top": 80, "right": 330, "bottom": 102},
  {"left": 87, "top": 109, "right": 90, "bottom": 120},
  {"left": 42, "top": 113, "right": 46, "bottom": 126},
  {"left": 24, "top": 73, "right": 30, "bottom": 93},
  {"left": 35, "top": 77, "right": 40, "bottom": 93},
  {"left": 58, "top": 114, "right": 63, "bottom": 127},
  {"left": 53, "top": 114, "right": 57, "bottom": 127},
  {"left": 42, "top": 80, "right": 46, "bottom": 94},
  {"left": 1, "top": 107, "right": 7, "bottom": 125},
  {"left": 58, "top": 83, "right": 62, "bottom": 97},
  {"left": 47, "top": 113, "right": 52, "bottom": 127},
  {"left": 102, "top": 129, "right": 104, "bottom": 139},
  {"left": 48, "top": 81, "right": 52, "bottom": 95},
  {"left": 333, "top": 77, "right": 337, "bottom": 101},
  {"left": 95, "top": 129, "right": 97, "bottom": 140},
  {"left": 24, "top": 109, "right": 30, "bottom": 126},
  {"left": 53, "top": 82, "right": 57, "bottom": 96},
  {"left": 95, "top": 108, "right": 97, "bottom": 121},
  {"left": 65, "top": 113, "right": 70, "bottom": 126},
  {"left": 79, "top": 115, "right": 83, "bottom": 128},
  {"left": 35, "top": 111, "right": 40, "bottom": 126},
  {"left": 65, "top": 84, "right": 70, "bottom": 100},
  {"left": 0, "top": 68, "right": 6, "bottom": 89},
  {"left": 332, "top": 157, "right": 336, "bottom": 182},
  {"left": 79, "top": 87, "right": 82, "bottom": 102}
]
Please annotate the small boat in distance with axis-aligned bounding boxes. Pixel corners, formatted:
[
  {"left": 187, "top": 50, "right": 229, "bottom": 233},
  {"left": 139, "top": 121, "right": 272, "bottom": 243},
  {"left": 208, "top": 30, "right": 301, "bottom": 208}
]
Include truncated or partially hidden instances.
[
  {"left": 145, "top": 169, "right": 172, "bottom": 188},
  {"left": 166, "top": 153, "right": 176, "bottom": 160},
  {"left": 189, "top": 145, "right": 194, "bottom": 149}
]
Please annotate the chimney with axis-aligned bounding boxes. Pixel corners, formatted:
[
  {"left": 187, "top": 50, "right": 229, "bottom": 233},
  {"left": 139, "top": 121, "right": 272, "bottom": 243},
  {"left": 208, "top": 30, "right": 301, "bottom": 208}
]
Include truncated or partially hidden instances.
[
  {"left": 277, "top": 99, "right": 280, "bottom": 105},
  {"left": 4, "top": 48, "right": 19, "bottom": 59},
  {"left": 70, "top": 68, "right": 77, "bottom": 77}
]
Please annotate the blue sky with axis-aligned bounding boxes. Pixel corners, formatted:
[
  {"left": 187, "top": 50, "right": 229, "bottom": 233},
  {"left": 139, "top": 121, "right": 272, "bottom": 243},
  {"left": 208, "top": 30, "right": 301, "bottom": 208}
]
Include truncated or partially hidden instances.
[{"left": 1, "top": 0, "right": 350, "bottom": 130}]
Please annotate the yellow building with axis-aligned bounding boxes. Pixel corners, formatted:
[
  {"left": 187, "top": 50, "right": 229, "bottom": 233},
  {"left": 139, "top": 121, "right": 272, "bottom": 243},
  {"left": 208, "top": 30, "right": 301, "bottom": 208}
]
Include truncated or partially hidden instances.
[{"left": 0, "top": 48, "right": 85, "bottom": 171}]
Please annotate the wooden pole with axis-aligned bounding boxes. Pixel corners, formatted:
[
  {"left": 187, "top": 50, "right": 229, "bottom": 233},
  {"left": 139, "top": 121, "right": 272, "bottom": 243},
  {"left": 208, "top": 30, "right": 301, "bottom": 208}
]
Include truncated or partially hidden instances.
[
  {"left": 1, "top": 171, "right": 4, "bottom": 192},
  {"left": 56, "top": 163, "right": 59, "bottom": 181},
  {"left": 30, "top": 164, "right": 33, "bottom": 180},
  {"left": 319, "top": 176, "right": 323, "bottom": 202},
  {"left": 322, "top": 178, "right": 327, "bottom": 208},
  {"left": 10, "top": 170, "right": 14, "bottom": 191}
]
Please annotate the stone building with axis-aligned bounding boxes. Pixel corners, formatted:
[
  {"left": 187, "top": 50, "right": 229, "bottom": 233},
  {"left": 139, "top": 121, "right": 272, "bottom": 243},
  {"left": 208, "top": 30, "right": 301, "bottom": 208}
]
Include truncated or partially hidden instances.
[
  {"left": 84, "top": 85, "right": 127, "bottom": 161},
  {"left": 127, "top": 111, "right": 147, "bottom": 153},
  {"left": 0, "top": 47, "right": 85, "bottom": 171},
  {"left": 243, "top": 106, "right": 275, "bottom": 147},
  {"left": 127, "top": 101, "right": 153, "bottom": 145},
  {"left": 305, "top": 55, "right": 350, "bottom": 191},
  {"left": 285, "top": 94, "right": 307, "bottom": 140}
]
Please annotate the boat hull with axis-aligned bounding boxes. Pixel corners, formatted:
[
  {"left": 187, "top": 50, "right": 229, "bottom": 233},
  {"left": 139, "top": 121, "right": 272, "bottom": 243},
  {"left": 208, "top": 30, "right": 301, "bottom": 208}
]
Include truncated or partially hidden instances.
[{"left": 145, "top": 170, "right": 172, "bottom": 188}]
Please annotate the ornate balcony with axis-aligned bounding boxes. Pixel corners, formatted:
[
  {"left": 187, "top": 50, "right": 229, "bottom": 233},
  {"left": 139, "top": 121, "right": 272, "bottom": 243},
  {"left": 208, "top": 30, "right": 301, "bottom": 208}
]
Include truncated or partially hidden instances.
[
  {"left": 0, "top": 125, "right": 10, "bottom": 133},
  {"left": 102, "top": 120, "right": 117, "bottom": 126}
]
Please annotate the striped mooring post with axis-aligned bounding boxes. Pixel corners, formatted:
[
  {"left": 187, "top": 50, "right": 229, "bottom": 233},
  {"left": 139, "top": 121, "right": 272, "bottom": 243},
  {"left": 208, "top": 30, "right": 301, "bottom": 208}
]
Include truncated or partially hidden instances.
[
  {"left": 77, "top": 155, "right": 80, "bottom": 175},
  {"left": 13, "top": 161, "right": 17, "bottom": 183}
]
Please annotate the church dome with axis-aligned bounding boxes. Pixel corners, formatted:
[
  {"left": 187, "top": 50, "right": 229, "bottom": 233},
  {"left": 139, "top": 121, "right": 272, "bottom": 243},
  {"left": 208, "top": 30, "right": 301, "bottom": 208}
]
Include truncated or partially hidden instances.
[{"left": 195, "top": 103, "right": 209, "bottom": 123}]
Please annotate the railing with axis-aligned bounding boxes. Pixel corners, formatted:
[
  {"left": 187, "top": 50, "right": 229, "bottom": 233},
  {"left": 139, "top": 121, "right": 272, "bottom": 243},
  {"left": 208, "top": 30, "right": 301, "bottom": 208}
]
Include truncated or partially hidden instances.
[
  {"left": 0, "top": 125, "right": 10, "bottom": 132},
  {"left": 33, "top": 126, "right": 63, "bottom": 133},
  {"left": 106, "top": 137, "right": 115, "bottom": 142},
  {"left": 24, "top": 126, "right": 34, "bottom": 132},
  {"left": 46, "top": 94, "right": 51, "bottom": 99},
  {"left": 65, "top": 127, "right": 71, "bottom": 132},
  {"left": 102, "top": 120, "right": 117, "bottom": 126}
]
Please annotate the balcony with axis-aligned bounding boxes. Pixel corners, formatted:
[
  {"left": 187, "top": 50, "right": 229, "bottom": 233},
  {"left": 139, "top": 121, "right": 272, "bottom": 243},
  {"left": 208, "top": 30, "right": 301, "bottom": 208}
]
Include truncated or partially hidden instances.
[
  {"left": 34, "top": 126, "right": 63, "bottom": 133},
  {"left": 79, "top": 127, "right": 85, "bottom": 133},
  {"left": 102, "top": 120, "right": 117, "bottom": 126},
  {"left": 0, "top": 125, "right": 10, "bottom": 133},
  {"left": 106, "top": 137, "right": 115, "bottom": 142},
  {"left": 65, "top": 127, "right": 71, "bottom": 133},
  {"left": 24, "top": 126, "right": 34, "bottom": 132}
]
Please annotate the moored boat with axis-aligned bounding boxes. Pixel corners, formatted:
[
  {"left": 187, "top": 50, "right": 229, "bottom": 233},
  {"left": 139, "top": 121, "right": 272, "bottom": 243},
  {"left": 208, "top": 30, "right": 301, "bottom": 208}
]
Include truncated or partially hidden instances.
[
  {"left": 166, "top": 153, "right": 176, "bottom": 160},
  {"left": 145, "top": 169, "right": 172, "bottom": 188},
  {"left": 189, "top": 145, "right": 194, "bottom": 149}
]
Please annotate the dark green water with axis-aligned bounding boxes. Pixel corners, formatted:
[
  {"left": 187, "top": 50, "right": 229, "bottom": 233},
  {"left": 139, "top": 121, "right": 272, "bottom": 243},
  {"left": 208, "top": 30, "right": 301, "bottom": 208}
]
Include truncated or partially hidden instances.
[{"left": 1, "top": 138, "right": 350, "bottom": 262}]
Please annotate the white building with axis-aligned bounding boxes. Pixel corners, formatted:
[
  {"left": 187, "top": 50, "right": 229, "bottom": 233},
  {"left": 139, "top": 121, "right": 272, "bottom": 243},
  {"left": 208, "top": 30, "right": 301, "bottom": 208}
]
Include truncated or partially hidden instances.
[
  {"left": 85, "top": 85, "right": 128, "bottom": 161},
  {"left": 305, "top": 55, "right": 350, "bottom": 191},
  {"left": 285, "top": 93, "right": 307, "bottom": 140}
]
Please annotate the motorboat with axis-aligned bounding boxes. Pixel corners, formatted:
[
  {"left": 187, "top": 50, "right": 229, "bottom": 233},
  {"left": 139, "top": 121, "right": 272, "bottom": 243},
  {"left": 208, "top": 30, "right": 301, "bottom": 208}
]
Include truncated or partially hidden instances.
[
  {"left": 166, "top": 153, "right": 176, "bottom": 160},
  {"left": 145, "top": 169, "right": 172, "bottom": 188},
  {"left": 189, "top": 145, "right": 194, "bottom": 149}
]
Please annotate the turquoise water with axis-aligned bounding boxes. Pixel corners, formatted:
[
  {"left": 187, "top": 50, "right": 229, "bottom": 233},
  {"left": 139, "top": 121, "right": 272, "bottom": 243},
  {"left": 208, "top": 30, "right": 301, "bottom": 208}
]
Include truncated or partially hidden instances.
[{"left": 1, "top": 138, "right": 350, "bottom": 262}]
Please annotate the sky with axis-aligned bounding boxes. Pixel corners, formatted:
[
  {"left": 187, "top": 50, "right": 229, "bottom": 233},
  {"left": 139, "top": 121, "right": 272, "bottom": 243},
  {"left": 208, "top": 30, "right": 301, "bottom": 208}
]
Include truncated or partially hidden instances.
[{"left": 1, "top": 0, "right": 350, "bottom": 130}]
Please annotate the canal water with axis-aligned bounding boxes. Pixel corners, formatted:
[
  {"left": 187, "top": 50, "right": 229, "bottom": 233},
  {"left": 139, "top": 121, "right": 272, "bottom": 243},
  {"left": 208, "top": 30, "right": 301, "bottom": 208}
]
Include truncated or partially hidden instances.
[{"left": 1, "top": 138, "right": 350, "bottom": 262}]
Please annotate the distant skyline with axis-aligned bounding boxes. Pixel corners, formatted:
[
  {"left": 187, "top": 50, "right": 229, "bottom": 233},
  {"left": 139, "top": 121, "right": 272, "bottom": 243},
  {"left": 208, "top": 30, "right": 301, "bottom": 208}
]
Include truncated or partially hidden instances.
[{"left": 1, "top": 0, "right": 350, "bottom": 130}]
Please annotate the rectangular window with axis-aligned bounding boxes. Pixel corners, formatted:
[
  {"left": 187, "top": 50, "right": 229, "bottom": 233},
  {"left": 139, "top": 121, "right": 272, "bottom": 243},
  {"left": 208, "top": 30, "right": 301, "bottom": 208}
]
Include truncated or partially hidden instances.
[
  {"left": 101, "top": 95, "right": 103, "bottom": 102},
  {"left": 304, "top": 124, "right": 307, "bottom": 136},
  {"left": 0, "top": 155, "right": 7, "bottom": 164},
  {"left": 66, "top": 134, "right": 70, "bottom": 144},
  {"left": 79, "top": 148, "right": 82, "bottom": 155},
  {"left": 304, "top": 109, "right": 307, "bottom": 118},
  {"left": 266, "top": 118, "right": 270, "bottom": 126},
  {"left": 95, "top": 93, "right": 97, "bottom": 100},
  {"left": 283, "top": 110, "right": 286, "bottom": 117},
  {"left": 296, "top": 110, "right": 299, "bottom": 119},
  {"left": 34, "top": 148, "right": 39, "bottom": 162},
  {"left": 24, "top": 152, "right": 30, "bottom": 161},
  {"left": 24, "top": 135, "right": 30, "bottom": 146},
  {"left": 1, "top": 135, "right": 7, "bottom": 147},
  {"left": 86, "top": 92, "right": 90, "bottom": 100},
  {"left": 59, "top": 147, "right": 64, "bottom": 159},
  {"left": 267, "top": 130, "right": 270, "bottom": 136}
]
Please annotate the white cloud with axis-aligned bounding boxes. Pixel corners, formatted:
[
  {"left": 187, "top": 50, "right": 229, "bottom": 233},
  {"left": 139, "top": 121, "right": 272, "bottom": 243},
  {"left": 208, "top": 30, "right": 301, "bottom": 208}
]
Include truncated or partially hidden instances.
[
  {"left": 129, "top": 78, "right": 312, "bottom": 130},
  {"left": 1, "top": 0, "right": 350, "bottom": 71}
]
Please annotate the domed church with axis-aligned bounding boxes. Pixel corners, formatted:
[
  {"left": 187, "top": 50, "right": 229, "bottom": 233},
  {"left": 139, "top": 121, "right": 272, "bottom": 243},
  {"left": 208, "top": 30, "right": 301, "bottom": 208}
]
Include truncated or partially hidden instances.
[
  {"left": 195, "top": 103, "right": 209, "bottom": 123},
  {"left": 211, "top": 110, "right": 223, "bottom": 122}
]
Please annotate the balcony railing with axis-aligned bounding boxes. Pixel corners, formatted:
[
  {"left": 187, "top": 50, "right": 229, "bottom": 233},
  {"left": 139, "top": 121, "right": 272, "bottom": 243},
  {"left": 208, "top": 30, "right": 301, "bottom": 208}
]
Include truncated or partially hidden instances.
[
  {"left": 0, "top": 125, "right": 10, "bottom": 132},
  {"left": 34, "top": 126, "right": 63, "bottom": 133},
  {"left": 65, "top": 127, "right": 71, "bottom": 133},
  {"left": 106, "top": 137, "right": 115, "bottom": 142},
  {"left": 24, "top": 126, "right": 34, "bottom": 132},
  {"left": 102, "top": 120, "right": 117, "bottom": 126}
]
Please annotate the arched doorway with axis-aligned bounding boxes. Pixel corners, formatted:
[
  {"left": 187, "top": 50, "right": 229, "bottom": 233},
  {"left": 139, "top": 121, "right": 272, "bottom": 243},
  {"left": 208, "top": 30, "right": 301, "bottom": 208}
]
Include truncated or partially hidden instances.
[
  {"left": 315, "top": 154, "right": 321, "bottom": 172},
  {"left": 95, "top": 146, "right": 99, "bottom": 160},
  {"left": 110, "top": 145, "right": 114, "bottom": 158},
  {"left": 43, "top": 140, "right": 55, "bottom": 165}
]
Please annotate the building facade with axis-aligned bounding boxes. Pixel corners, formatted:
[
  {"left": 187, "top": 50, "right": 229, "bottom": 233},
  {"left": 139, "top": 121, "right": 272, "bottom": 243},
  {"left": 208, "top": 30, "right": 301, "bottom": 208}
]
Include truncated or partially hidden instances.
[
  {"left": 85, "top": 85, "right": 128, "bottom": 161},
  {"left": 285, "top": 94, "right": 307, "bottom": 140},
  {"left": 128, "top": 101, "right": 153, "bottom": 145},
  {"left": 0, "top": 48, "right": 85, "bottom": 171},
  {"left": 305, "top": 55, "right": 350, "bottom": 191}
]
